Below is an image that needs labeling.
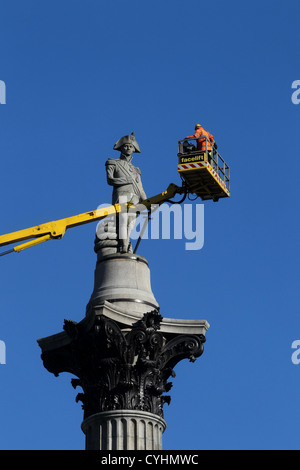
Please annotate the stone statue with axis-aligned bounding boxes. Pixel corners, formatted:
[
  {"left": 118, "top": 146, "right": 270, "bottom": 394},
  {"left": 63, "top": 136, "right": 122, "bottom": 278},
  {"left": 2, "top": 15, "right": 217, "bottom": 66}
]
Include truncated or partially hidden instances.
[{"left": 104, "top": 133, "right": 147, "bottom": 253}]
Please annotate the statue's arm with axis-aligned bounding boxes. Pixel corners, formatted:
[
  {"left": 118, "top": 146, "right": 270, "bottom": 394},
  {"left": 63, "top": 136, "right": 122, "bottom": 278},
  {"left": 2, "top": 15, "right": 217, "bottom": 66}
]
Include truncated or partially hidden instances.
[
  {"left": 105, "top": 160, "right": 131, "bottom": 187},
  {"left": 135, "top": 168, "right": 147, "bottom": 200},
  {"left": 138, "top": 180, "right": 147, "bottom": 200}
]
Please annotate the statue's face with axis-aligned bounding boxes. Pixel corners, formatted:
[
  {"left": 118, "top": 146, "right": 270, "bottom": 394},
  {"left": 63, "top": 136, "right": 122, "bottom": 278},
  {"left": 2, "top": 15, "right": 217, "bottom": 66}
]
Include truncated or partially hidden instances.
[{"left": 121, "top": 143, "right": 135, "bottom": 157}]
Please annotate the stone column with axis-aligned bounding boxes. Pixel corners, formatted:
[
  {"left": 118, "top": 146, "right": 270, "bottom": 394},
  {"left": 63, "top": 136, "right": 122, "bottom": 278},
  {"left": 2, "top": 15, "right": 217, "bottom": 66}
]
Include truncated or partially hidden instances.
[
  {"left": 37, "top": 254, "right": 209, "bottom": 450},
  {"left": 81, "top": 410, "right": 166, "bottom": 450}
]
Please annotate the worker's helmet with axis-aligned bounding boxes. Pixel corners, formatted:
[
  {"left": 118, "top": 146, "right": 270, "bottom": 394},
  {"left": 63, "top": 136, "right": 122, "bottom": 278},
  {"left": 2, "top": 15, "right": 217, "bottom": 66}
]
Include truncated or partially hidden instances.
[
  {"left": 195, "top": 124, "right": 201, "bottom": 129},
  {"left": 113, "top": 132, "right": 141, "bottom": 153}
]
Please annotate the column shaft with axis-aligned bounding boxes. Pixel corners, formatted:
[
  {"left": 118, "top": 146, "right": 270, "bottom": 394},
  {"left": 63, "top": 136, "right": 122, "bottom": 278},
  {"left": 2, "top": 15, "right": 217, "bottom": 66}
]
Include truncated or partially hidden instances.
[{"left": 81, "top": 410, "right": 166, "bottom": 450}]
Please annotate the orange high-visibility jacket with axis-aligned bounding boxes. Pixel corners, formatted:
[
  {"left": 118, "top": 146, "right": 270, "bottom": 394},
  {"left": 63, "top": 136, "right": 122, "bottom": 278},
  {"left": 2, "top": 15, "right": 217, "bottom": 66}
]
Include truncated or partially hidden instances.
[{"left": 186, "top": 127, "right": 214, "bottom": 151}]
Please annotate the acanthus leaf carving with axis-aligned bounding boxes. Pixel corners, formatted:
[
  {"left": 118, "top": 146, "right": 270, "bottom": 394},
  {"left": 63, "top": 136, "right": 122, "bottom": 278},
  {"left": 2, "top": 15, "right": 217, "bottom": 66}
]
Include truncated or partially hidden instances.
[{"left": 42, "top": 308, "right": 206, "bottom": 419}]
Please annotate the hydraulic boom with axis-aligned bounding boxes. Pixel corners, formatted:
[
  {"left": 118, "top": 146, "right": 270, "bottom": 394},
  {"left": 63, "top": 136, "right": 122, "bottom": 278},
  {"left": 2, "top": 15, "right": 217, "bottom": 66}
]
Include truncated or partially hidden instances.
[{"left": 0, "top": 183, "right": 184, "bottom": 257}]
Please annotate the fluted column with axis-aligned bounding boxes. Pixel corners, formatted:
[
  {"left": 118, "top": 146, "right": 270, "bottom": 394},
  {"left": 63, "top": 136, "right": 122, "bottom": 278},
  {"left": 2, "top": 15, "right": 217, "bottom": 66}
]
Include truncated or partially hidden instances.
[{"left": 81, "top": 410, "right": 166, "bottom": 450}]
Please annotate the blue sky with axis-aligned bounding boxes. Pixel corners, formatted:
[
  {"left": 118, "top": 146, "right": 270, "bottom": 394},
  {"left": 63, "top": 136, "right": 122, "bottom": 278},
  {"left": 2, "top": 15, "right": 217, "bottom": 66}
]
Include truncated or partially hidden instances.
[{"left": 0, "top": 0, "right": 300, "bottom": 450}]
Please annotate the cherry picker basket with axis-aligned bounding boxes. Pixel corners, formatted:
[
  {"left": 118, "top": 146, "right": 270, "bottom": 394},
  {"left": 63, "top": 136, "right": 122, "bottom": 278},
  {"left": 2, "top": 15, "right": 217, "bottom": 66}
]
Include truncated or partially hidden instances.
[{"left": 177, "top": 138, "right": 230, "bottom": 201}]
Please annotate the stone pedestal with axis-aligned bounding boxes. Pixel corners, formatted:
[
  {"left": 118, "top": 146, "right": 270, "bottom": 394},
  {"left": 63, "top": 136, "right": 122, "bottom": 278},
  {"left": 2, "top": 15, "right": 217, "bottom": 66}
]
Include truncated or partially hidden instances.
[
  {"left": 37, "top": 253, "right": 209, "bottom": 450},
  {"left": 88, "top": 253, "right": 159, "bottom": 314}
]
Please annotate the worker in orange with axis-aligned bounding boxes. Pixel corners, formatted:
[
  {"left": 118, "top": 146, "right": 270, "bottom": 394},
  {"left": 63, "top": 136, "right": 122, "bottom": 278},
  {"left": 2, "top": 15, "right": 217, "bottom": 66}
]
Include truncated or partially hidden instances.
[{"left": 185, "top": 124, "right": 214, "bottom": 152}]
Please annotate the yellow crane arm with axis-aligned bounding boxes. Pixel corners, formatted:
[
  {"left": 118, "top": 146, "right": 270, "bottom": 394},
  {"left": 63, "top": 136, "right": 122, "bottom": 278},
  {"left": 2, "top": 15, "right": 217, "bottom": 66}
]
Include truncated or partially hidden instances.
[
  {"left": 0, "top": 204, "right": 121, "bottom": 255},
  {"left": 0, "top": 183, "right": 183, "bottom": 256}
]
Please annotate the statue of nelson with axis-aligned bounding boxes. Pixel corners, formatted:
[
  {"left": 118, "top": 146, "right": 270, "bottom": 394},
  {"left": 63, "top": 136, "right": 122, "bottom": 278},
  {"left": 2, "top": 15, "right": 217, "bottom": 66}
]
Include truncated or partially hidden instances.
[{"left": 105, "top": 133, "right": 147, "bottom": 253}]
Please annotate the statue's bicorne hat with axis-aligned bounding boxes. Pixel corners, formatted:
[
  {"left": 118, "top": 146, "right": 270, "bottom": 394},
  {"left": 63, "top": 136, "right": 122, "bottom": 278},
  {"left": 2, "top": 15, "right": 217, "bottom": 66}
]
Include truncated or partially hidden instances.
[{"left": 113, "top": 132, "right": 141, "bottom": 153}]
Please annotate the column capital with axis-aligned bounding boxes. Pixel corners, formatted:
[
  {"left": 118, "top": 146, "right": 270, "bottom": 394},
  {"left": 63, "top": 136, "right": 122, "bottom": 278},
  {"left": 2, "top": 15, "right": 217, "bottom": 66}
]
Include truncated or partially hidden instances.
[{"left": 38, "top": 306, "right": 207, "bottom": 421}]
